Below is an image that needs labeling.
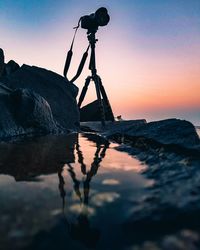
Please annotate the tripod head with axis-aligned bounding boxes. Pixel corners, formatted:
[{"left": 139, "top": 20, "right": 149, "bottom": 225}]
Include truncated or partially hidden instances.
[
  {"left": 87, "top": 31, "right": 98, "bottom": 45},
  {"left": 63, "top": 7, "right": 110, "bottom": 81}
]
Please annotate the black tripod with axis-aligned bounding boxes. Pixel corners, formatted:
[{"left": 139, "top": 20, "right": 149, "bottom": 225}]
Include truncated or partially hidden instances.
[
  {"left": 64, "top": 29, "right": 114, "bottom": 126},
  {"left": 77, "top": 32, "right": 114, "bottom": 126}
]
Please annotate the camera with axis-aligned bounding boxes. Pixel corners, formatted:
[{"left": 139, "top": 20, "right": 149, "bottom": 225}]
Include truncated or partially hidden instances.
[{"left": 81, "top": 7, "right": 110, "bottom": 32}]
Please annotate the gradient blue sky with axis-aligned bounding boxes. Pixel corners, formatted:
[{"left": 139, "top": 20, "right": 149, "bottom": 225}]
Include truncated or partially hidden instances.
[{"left": 0, "top": 0, "right": 200, "bottom": 124}]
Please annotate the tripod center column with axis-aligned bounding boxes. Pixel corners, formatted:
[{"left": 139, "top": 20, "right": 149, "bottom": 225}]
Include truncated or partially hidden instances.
[{"left": 88, "top": 32, "right": 98, "bottom": 77}]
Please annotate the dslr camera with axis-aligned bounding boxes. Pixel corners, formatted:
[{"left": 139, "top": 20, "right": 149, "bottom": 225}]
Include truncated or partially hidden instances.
[{"left": 80, "top": 7, "right": 110, "bottom": 32}]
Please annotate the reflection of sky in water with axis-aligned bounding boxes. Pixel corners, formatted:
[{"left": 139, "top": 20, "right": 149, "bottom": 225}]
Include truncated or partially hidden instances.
[
  {"left": 102, "top": 179, "right": 120, "bottom": 185},
  {"left": 71, "top": 135, "right": 147, "bottom": 174},
  {"left": 0, "top": 134, "right": 154, "bottom": 249}
]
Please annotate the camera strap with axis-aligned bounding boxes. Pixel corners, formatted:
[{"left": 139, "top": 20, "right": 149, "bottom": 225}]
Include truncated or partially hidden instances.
[
  {"left": 63, "top": 18, "right": 82, "bottom": 80},
  {"left": 70, "top": 44, "right": 90, "bottom": 83}
]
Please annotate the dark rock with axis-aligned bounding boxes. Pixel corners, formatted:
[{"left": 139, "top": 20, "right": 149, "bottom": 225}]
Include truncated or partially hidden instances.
[
  {"left": 80, "top": 99, "right": 114, "bottom": 122},
  {"left": 103, "top": 119, "right": 200, "bottom": 149},
  {"left": 0, "top": 48, "right": 20, "bottom": 78},
  {"left": 4, "top": 60, "right": 20, "bottom": 76},
  {"left": 3, "top": 64, "right": 79, "bottom": 130},
  {"left": 81, "top": 119, "right": 200, "bottom": 149},
  {"left": 0, "top": 88, "right": 59, "bottom": 140},
  {"left": 0, "top": 48, "right": 5, "bottom": 77},
  {"left": 11, "top": 88, "right": 59, "bottom": 132},
  {"left": 126, "top": 119, "right": 200, "bottom": 148},
  {"left": 81, "top": 120, "right": 147, "bottom": 133},
  {"left": 0, "top": 82, "right": 12, "bottom": 94}
]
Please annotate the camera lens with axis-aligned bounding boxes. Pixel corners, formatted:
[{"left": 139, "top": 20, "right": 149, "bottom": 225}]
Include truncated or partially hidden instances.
[
  {"left": 80, "top": 7, "right": 110, "bottom": 31},
  {"left": 95, "top": 7, "right": 110, "bottom": 27}
]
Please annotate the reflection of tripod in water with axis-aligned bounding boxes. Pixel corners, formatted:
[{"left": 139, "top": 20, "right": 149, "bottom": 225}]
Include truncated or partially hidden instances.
[
  {"left": 57, "top": 136, "right": 109, "bottom": 248},
  {"left": 64, "top": 29, "right": 115, "bottom": 126},
  {"left": 58, "top": 135, "right": 109, "bottom": 209}
]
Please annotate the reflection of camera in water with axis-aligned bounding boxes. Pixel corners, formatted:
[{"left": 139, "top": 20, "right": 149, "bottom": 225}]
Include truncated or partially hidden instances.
[{"left": 80, "top": 7, "right": 110, "bottom": 32}]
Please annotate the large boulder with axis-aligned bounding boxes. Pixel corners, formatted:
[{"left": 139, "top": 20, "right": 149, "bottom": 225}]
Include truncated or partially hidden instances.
[
  {"left": 123, "top": 118, "right": 200, "bottom": 148},
  {"left": 0, "top": 88, "right": 59, "bottom": 139},
  {"left": 2, "top": 64, "right": 79, "bottom": 130}
]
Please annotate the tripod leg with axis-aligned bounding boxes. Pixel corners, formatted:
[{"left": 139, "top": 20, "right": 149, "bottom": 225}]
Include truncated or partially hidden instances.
[
  {"left": 93, "top": 76, "right": 106, "bottom": 126},
  {"left": 78, "top": 76, "right": 91, "bottom": 108},
  {"left": 97, "top": 76, "right": 115, "bottom": 121}
]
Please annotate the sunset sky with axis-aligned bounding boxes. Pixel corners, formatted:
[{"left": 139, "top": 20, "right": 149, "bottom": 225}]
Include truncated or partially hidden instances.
[{"left": 0, "top": 0, "right": 199, "bottom": 125}]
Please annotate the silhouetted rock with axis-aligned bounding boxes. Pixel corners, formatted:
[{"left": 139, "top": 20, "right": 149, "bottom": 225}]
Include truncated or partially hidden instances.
[
  {"left": 4, "top": 60, "right": 20, "bottom": 76},
  {"left": 81, "top": 120, "right": 147, "bottom": 132},
  {"left": 80, "top": 99, "right": 113, "bottom": 122},
  {"left": 113, "top": 119, "right": 200, "bottom": 150},
  {"left": 0, "top": 49, "right": 19, "bottom": 78},
  {"left": 108, "top": 119, "right": 200, "bottom": 149},
  {"left": 125, "top": 119, "right": 200, "bottom": 148},
  {"left": 81, "top": 119, "right": 200, "bottom": 150},
  {"left": 0, "top": 48, "right": 5, "bottom": 77},
  {"left": 3, "top": 64, "right": 79, "bottom": 130},
  {"left": 0, "top": 88, "right": 60, "bottom": 140}
]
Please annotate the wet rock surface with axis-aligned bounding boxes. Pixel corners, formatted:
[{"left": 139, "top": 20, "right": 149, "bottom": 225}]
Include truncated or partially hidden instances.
[{"left": 131, "top": 229, "right": 200, "bottom": 250}]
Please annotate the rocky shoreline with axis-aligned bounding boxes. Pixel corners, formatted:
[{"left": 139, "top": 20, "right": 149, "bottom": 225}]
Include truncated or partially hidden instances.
[{"left": 1, "top": 48, "right": 199, "bottom": 152}]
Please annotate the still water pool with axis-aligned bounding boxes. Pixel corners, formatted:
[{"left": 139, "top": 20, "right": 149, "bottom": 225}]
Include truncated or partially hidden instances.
[{"left": 0, "top": 133, "right": 154, "bottom": 250}]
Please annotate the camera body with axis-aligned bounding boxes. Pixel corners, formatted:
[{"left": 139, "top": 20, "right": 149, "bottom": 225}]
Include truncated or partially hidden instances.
[{"left": 81, "top": 7, "right": 110, "bottom": 32}]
